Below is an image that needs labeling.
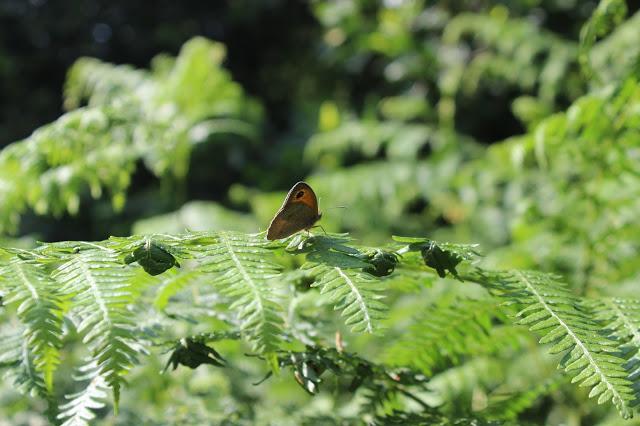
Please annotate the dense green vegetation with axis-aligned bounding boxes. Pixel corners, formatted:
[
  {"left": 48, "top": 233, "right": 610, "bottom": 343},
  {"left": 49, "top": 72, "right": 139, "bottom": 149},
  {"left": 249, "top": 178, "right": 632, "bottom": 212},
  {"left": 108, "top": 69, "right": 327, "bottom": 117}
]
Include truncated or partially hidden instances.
[{"left": 2, "top": 0, "right": 640, "bottom": 424}]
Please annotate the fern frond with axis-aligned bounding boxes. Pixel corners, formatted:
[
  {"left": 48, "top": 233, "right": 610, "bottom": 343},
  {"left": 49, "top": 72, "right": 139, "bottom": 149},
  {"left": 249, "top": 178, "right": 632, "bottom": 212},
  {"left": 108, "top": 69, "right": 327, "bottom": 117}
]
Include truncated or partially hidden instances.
[
  {"left": 372, "top": 409, "right": 510, "bottom": 426},
  {"left": 384, "top": 298, "right": 509, "bottom": 374},
  {"left": 299, "top": 238, "right": 386, "bottom": 333},
  {"left": 0, "top": 327, "right": 48, "bottom": 398},
  {"left": 57, "top": 361, "right": 109, "bottom": 426},
  {"left": 0, "top": 258, "right": 63, "bottom": 391},
  {"left": 592, "top": 298, "right": 640, "bottom": 346},
  {"left": 310, "top": 264, "right": 386, "bottom": 333},
  {"left": 590, "top": 11, "right": 640, "bottom": 83},
  {"left": 195, "top": 232, "right": 283, "bottom": 354},
  {"left": 483, "top": 376, "right": 562, "bottom": 421},
  {"left": 0, "top": 328, "right": 21, "bottom": 368},
  {"left": 475, "top": 269, "right": 635, "bottom": 418},
  {"left": 579, "top": 0, "right": 628, "bottom": 80},
  {"left": 53, "top": 249, "right": 141, "bottom": 408},
  {"left": 64, "top": 57, "right": 148, "bottom": 109},
  {"left": 591, "top": 298, "right": 640, "bottom": 385},
  {"left": 0, "top": 38, "right": 261, "bottom": 235}
]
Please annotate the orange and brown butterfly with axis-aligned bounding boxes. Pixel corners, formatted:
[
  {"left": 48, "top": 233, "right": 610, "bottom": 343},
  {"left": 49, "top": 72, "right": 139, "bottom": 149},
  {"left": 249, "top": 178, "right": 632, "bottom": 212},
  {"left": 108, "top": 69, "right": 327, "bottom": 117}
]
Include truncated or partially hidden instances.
[{"left": 266, "top": 181, "right": 322, "bottom": 240}]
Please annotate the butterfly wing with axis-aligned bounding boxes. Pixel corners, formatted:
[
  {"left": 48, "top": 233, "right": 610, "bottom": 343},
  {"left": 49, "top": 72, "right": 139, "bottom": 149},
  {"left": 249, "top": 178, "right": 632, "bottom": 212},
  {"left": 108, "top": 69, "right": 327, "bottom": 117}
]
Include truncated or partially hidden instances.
[
  {"left": 283, "top": 182, "right": 318, "bottom": 211},
  {"left": 266, "top": 182, "right": 321, "bottom": 240}
]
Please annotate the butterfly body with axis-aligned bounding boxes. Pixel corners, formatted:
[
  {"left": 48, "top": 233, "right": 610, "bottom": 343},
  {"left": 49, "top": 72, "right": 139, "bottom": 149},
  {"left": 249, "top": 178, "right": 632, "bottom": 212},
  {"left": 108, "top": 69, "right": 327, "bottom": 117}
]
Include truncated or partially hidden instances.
[{"left": 266, "top": 181, "right": 321, "bottom": 240}]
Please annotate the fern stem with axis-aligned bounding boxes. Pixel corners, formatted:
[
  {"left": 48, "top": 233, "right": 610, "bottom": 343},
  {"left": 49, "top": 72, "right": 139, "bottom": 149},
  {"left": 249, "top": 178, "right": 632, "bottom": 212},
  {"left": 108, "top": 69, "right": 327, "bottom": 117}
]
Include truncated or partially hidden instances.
[
  {"left": 396, "top": 386, "right": 431, "bottom": 411},
  {"left": 78, "top": 241, "right": 115, "bottom": 252}
]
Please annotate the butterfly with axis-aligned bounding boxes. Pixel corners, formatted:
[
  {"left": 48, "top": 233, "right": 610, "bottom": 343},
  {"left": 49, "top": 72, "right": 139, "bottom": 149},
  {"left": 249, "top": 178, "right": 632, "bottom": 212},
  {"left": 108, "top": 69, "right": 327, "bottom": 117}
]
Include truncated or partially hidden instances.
[{"left": 266, "top": 181, "right": 322, "bottom": 240}]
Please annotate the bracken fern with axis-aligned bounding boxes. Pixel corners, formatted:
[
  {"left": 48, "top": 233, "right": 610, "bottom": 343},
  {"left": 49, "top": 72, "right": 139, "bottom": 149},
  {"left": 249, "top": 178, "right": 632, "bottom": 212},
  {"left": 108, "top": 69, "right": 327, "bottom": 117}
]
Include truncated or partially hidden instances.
[
  {"left": 193, "top": 231, "right": 284, "bottom": 354},
  {"left": 472, "top": 269, "right": 636, "bottom": 418},
  {"left": 0, "top": 258, "right": 63, "bottom": 391},
  {"left": 52, "top": 249, "right": 141, "bottom": 410}
]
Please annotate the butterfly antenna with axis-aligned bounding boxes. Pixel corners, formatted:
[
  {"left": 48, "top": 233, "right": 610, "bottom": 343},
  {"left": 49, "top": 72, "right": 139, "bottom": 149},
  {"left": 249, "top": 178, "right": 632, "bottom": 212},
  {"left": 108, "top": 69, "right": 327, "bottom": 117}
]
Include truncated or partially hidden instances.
[{"left": 309, "top": 224, "right": 328, "bottom": 235}]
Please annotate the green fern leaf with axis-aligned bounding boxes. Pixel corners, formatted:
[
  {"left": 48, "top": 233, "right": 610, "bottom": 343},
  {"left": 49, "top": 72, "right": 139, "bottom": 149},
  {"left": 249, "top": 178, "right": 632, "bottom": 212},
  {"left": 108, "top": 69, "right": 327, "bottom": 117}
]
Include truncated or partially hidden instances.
[
  {"left": 592, "top": 298, "right": 640, "bottom": 350},
  {"left": 195, "top": 231, "right": 283, "bottom": 354},
  {"left": 302, "top": 256, "right": 384, "bottom": 334},
  {"left": 483, "top": 376, "right": 562, "bottom": 420},
  {"left": 0, "top": 258, "right": 63, "bottom": 391},
  {"left": 592, "top": 298, "right": 640, "bottom": 384},
  {"left": 57, "top": 361, "right": 109, "bottom": 426},
  {"left": 372, "top": 409, "right": 510, "bottom": 426},
  {"left": 385, "top": 298, "right": 510, "bottom": 374},
  {"left": 53, "top": 249, "right": 141, "bottom": 410},
  {"left": 289, "top": 235, "right": 386, "bottom": 333},
  {"left": 310, "top": 264, "right": 385, "bottom": 333},
  {"left": 0, "top": 329, "right": 21, "bottom": 368},
  {"left": 0, "top": 328, "right": 48, "bottom": 398},
  {"left": 579, "top": 0, "right": 628, "bottom": 79},
  {"left": 476, "top": 269, "right": 635, "bottom": 418}
]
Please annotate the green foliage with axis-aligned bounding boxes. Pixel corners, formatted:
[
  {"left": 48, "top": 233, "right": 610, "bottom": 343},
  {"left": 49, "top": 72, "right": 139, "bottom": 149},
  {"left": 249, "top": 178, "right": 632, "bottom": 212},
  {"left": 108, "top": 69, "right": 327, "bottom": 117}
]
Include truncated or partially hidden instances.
[
  {"left": 473, "top": 270, "right": 635, "bottom": 418},
  {"left": 132, "top": 201, "right": 258, "bottom": 234},
  {"left": 384, "top": 297, "right": 510, "bottom": 375},
  {"left": 194, "top": 232, "right": 284, "bottom": 356},
  {"left": 53, "top": 249, "right": 142, "bottom": 410},
  {"left": 0, "top": 37, "right": 261, "bottom": 234},
  {"left": 0, "top": 258, "right": 63, "bottom": 392},
  {"left": 0, "top": 328, "right": 48, "bottom": 398},
  {"left": 451, "top": 75, "right": 640, "bottom": 293},
  {"left": 372, "top": 410, "right": 509, "bottom": 426},
  {"left": 300, "top": 235, "right": 388, "bottom": 333},
  {"left": 1, "top": 234, "right": 640, "bottom": 423},
  {"left": 57, "top": 362, "right": 109, "bottom": 426},
  {"left": 3, "top": 1, "right": 640, "bottom": 425},
  {"left": 482, "top": 377, "right": 562, "bottom": 421},
  {"left": 443, "top": 9, "right": 582, "bottom": 104},
  {"left": 579, "top": 0, "right": 627, "bottom": 80}
]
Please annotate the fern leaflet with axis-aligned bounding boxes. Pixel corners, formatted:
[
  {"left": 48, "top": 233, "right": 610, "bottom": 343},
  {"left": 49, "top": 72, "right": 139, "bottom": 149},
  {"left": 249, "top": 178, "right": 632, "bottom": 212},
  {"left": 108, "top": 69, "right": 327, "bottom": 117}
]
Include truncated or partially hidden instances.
[
  {"left": 309, "top": 264, "right": 385, "bottom": 333},
  {"left": 592, "top": 298, "right": 640, "bottom": 383},
  {"left": 0, "top": 258, "right": 63, "bottom": 391},
  {"left": 385, "top": 297, "right": 510, "bottom": 374},
  {"left": 57, "top": 361, "right": 109, "bottom": 426},
  {"left": 475, "top": 269, "right": 635, "bottom": 418},
  {"left": 0, "top": 328, "right": 48, "bottom": 398},
  {"left": 195, "top": 232, "right": 283, "bottom": 354},
  {"left": 53, "top": 249, "right": 141, "bottom": 409}
]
